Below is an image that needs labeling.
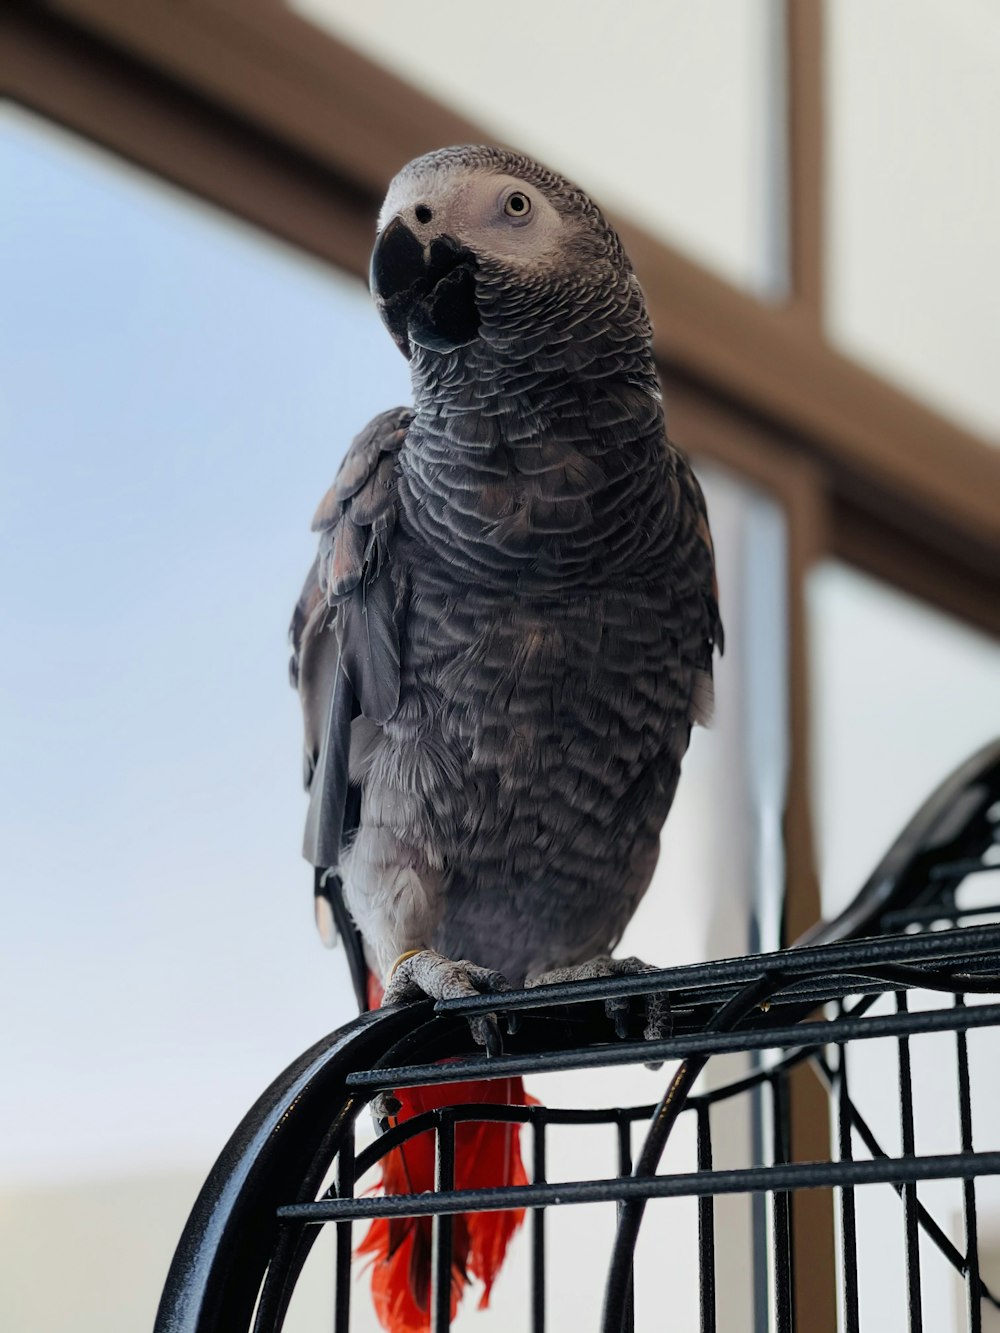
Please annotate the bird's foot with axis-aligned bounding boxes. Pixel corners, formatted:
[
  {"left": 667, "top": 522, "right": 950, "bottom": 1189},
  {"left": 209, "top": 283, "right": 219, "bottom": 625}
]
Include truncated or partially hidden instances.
[
  {"left": 381, "top": 948, "right": 511, "bottom": 1056},
  {"left": 371, "top": 1089, "right": 402, "bottom": 1127},
  {"left": 526, "top": 954, "right": 670, "bottom": 1042}
]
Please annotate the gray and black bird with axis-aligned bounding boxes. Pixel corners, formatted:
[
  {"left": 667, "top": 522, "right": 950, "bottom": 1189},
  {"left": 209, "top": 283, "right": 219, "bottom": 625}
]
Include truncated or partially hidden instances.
[
  {"left": 291, "top": 142, "right": 722, "bottom": 1022},
  {"left": 288, "top": 141, "right": 723, "bottom": 1331}
]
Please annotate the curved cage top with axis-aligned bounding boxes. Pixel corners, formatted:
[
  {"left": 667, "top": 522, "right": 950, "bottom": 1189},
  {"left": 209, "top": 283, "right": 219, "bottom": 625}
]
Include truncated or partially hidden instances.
[{"left": 156, "top": 739, "right": 1000, "bottom": 1333}]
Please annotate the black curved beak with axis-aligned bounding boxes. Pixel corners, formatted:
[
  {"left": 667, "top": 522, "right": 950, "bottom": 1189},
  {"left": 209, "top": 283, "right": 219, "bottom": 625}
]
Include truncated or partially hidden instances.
[{"left": 369, "top": 216, "right": 480, "bottom": 359}]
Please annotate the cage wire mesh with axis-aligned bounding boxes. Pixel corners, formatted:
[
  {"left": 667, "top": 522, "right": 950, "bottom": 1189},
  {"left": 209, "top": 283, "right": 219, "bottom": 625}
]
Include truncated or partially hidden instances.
[{"left": 156, "top": 740, "right": 1000, "bottom": 1333}]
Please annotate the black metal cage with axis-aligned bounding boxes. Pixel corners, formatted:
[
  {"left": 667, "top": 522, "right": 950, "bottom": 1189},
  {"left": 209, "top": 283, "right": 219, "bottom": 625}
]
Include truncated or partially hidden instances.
[{"left": 155, "top": 740, "right": 1000, "bottom": 1333}]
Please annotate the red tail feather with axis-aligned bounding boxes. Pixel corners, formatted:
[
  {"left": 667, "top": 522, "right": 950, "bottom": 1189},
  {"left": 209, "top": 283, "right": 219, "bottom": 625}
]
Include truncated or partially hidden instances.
[{"left": 360, "top": 976, "right": 532, "bottom": 1331}]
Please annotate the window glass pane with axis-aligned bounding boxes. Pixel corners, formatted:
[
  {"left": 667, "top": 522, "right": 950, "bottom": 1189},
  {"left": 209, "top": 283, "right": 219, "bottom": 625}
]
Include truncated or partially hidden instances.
[
  {"left": 293, "top": 0, "right": 789, "bottom": 297},
  {"left": 807, "top": 561, "right": 1000, "bottom": 921},
  {"left": 825, "top": 0, "right": 1000, "bottom": 442},
  {"left": 808, "top": 564, "right": 1000, "bottom": 1333},
  {"left": 0, "top": 104, "right": 410, "bottom": 1189}
]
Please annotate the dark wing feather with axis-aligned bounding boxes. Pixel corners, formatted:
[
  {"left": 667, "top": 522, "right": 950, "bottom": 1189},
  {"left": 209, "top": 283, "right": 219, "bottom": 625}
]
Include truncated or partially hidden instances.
[
  {"left": 301, "top": 659, "right": 355, "bottom": 867},
  {"left": 668, "top": 444, "right": 724, "bottom": 727},
  {"left": 681, "top": 456, "right": 724, "bottom": 655},
  {"left": 339, "top": 565, "right": 400, "bottom": 725},
  {"left": 289, "top": 407, "right": 412, "bottom": 1008}
]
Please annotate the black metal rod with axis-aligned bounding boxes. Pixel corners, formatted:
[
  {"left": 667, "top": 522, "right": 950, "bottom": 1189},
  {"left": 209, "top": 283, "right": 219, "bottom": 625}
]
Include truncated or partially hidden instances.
[
  {"left": 353, "top": 1105, "right": 526, "bottom": 1185},
  {"left": 531, "top": 1112, "right": 547, "bottom": 1333},
  {"left": 433, "top": 925, "right": 1000, "bottom": 1015},
  {"left": 813, "top": 1050, "right": 1000, "bottom": 1313},
  {"left": 896, "top": 993, "right": 923, "bottom": 1333},
  {"left": 248, "top": 1227, "right": 305, "bottom": 1333},
  {"left": 585, "top": 967, "right": 997, "bottom": 1021},
  {"left": 250, "top": 1105, "right": 362, "bottom": 1332},
  {"left": 347, "top": 1000, "right": 1000, "bottom": 1091},
  {"left": 955, "top": 997, "right": 983, "bottom": 1333},
  {"left": 616, "top": 1114, "right": 635, "bottom": 1333},
  {"left": 349, "top": 1102, "right": 671, "bottom": 1190},
  {"left": 334, "top": 1120, "right": 355, "bottom": 1333},
  {"left": 750, "top": 1062, "right": 770, "bottom": 1333},
  {"left": 928, "top": 859, "right": 998, "bottom": 881},
  {"left": 770, "top": 1071, "right": 794, "bottom": 1333},
  {"left": 883, "top": 900, "right": 1000, "bottom": 928},
  {"left": 277, "top": 1150, "right": 1000, "bottom": 1223},
  {"left": 836, "top": 1040, "right": 860, "bottom": 1333},
  {"left": 602, "top": 975, "right": 780, "bottom": 1333},
  {"left": 696, "top": 1104, "right": 716, "bottom": 1333},
  {"left": 431, "top": 1111, "right": 456, "bottom": 1333}
]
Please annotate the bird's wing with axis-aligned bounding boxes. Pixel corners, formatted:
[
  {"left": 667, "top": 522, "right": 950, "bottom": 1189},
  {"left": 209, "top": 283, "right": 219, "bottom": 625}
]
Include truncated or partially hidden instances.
[
  {"left": 669, "top": 445, "right": 724, "bottom": 727},
  {"left": 289, "top": 407, "right": 412, "bottom": 1006}
]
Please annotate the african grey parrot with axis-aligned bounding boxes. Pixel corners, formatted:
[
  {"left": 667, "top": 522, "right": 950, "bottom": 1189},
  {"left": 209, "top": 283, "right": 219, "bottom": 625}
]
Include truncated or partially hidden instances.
[{"left": 290, "top": 145, "right": 722, "bottom": 1042}]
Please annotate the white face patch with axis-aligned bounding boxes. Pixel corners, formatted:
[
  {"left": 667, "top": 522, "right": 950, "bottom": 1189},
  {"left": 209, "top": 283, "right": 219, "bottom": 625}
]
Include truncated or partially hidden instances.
[{"left": 378, "top": 168, "right": 566, "bottom": 271}]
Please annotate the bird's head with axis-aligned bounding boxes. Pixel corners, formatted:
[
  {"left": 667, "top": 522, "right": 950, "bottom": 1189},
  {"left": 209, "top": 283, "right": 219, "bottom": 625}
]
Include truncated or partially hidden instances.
[{"left": 369, "top": 146, "right": 647, "bottom": 367}]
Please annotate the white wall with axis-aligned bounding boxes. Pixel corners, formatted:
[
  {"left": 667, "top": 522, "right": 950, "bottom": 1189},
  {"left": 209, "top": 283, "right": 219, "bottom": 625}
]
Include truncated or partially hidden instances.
[
  {"left": 808, "top": 563, "right": 1000, "bottom": 1332},
  {"left": 0, "top": 1173, "right": 208, "bottom": 1333},
  {"left": 825, "top": 0, "right": 1000, "bottom": 443},
  {"left": 293, "top": 0, "right": 790, "bottom": 298},
  {"left": 807, "top": 562, "right": 1000, "bottom": 921}
]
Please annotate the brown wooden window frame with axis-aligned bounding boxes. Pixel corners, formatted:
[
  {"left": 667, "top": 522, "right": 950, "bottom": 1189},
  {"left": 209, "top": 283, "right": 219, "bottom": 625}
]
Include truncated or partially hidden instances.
[{"left": 5, "top": 2, "right": 999, "bottom": 1326}]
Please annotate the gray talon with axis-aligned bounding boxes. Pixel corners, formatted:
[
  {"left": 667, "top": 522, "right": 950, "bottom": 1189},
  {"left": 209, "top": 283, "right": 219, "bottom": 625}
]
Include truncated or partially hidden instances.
[
  {"left": 606, "top": 995, "right": 631, "bottom": 1040},
  {"left": 475, "top": 1013, "right": 504, "bottom": 1058},
  {"left": 380, "top": 948, "right": 511, "bottom": 1054},
  {"left": 372, "top": 1090, "right": 402, "bottom": 1127},
  {"left": 644, "top": 989, "right": 671, "bottom": 1044},
  {"left": 527, "top": 954, "right": 667, "bottom": 1043}
]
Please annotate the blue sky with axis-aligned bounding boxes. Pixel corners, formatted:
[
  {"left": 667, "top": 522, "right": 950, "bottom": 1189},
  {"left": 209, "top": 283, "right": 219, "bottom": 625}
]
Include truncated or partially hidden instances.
[{"left": 0, "top": 105, "right": 411, "bottom": 1184}]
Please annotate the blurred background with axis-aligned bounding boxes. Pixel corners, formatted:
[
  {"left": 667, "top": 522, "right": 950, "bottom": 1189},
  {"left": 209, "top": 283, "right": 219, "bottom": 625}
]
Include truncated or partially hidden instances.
[{"left": 2, "top": 2, "right": 999, "bottom": 1330}]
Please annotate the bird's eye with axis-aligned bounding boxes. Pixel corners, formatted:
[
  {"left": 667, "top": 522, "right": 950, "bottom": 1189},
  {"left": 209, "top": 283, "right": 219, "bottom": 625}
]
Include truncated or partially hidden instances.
[{"left": 503, "top": 191, "right": 532, "bottom": 219}]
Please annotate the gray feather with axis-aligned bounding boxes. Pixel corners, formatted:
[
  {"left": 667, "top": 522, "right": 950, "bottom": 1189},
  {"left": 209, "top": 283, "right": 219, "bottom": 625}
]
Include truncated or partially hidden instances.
[
  {"left": 302, "top": 660, "right": 353, "bottom": 868},
  {"left": 339, "top": 566, "right": 400, "bottom": 726}
]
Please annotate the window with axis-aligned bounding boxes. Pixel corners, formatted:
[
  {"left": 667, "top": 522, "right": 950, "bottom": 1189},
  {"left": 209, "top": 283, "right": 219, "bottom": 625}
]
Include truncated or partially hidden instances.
[
  {"left": 808, "top": 561, "right": 1000, "bottom": 921},
  {"left": 1, "top": 104, "right": 409, "bottom": 1190},
  {"left": 825, "top": 0, "right": 1000, "bottom": 441}
]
